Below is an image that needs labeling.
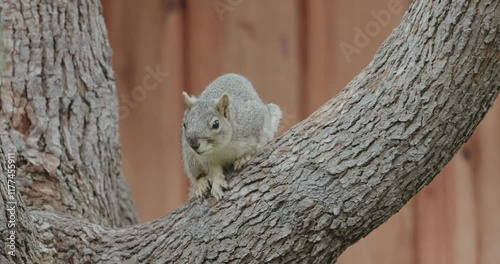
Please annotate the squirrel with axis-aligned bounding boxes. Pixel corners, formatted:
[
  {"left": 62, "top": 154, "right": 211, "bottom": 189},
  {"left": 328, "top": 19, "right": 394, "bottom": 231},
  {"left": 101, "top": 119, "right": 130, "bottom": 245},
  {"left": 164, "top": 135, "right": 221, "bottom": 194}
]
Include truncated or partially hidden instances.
[{"left": 181, "top": 73, "right": 282, "bottom": 200}]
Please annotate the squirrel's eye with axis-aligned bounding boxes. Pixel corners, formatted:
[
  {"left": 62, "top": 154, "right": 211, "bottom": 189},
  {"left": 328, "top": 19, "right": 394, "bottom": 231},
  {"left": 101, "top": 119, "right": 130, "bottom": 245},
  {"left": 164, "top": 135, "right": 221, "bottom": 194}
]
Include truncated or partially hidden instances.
[
  {"left": 212, "top": 120, "right": 219, "bottom": 129},
  {"left": 183, "top": 123, "right": 186, "bottom": 129}
]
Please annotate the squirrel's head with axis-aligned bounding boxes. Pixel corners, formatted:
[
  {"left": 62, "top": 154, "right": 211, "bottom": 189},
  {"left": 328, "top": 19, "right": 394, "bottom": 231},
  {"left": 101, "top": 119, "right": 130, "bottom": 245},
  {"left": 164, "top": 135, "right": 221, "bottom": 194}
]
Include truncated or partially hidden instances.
[{"left": 182, "top": 92, "right": 232, "bottom": 155}]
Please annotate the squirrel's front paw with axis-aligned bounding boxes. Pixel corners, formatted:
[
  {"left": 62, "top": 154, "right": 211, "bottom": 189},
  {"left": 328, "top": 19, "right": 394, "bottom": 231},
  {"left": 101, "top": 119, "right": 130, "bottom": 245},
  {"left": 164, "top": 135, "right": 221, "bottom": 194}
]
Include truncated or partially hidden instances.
[
  {"left": 192, "top": 177, "right": 209, "bottom": 198},
  {"left": 210, "top": 175, "right": 228, "bottom": 201},
  {"left": 233, "top": 154, "right": 253, "bottom": 171}
]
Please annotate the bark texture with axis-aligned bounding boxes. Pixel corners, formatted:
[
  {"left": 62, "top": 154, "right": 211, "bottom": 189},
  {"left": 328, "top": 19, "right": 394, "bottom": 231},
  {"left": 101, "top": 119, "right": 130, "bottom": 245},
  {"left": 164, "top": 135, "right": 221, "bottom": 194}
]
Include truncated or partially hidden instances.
[
  {"left": 1, "top": 0, "right": 499, "bottom": 263},
  {"left": 0, "top": 0, "right": 138, "bottom": 227},
  {"left": 0, "top": 1, "right": 138, "bottom": 262}
]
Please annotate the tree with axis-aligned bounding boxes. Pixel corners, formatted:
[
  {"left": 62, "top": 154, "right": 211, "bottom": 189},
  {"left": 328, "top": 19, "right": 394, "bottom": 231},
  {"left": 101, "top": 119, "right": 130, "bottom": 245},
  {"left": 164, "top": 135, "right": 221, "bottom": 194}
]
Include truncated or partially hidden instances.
[{"left": 0, "top": 0, "right": 498, "bottom": 262}]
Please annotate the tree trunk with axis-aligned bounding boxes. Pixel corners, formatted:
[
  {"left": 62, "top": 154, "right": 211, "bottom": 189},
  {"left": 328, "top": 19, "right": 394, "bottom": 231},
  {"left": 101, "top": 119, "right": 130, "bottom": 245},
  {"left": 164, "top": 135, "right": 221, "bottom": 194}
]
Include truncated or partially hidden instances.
[
  {"left": 1, "top": 0, "right": 137, "bottom": 262},
  {"left": 1, "top": 0, "right": 499, "bottom": 263}
]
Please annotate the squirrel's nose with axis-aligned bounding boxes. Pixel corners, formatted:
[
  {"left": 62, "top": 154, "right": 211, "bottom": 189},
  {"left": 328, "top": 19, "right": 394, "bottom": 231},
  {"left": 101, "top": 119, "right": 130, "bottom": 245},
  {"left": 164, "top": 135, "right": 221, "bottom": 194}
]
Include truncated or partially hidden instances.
[{"left": 189, "top": 139, "right": 200, "bottom": 151}]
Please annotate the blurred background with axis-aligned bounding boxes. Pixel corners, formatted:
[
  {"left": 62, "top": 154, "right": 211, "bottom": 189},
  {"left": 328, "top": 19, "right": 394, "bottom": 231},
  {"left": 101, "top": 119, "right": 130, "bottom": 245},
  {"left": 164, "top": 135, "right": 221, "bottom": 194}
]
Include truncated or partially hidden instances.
[{"left": 101, "top": 0, "right": 499, "bottom": 263}]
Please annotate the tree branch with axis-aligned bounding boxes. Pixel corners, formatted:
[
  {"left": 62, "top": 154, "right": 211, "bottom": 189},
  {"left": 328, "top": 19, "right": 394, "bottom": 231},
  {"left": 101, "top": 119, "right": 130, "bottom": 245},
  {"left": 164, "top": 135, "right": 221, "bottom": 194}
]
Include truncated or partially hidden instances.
[{"left": 1, "top": 0, "right": 499, "bottom": 263}]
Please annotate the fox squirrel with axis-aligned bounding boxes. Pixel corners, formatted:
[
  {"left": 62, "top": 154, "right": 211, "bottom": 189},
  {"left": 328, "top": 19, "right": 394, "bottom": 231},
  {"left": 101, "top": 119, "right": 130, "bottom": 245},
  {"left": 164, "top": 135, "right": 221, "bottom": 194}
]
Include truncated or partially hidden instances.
[{"left": 181, "top": 73, "right": 282, "bottom": 200}]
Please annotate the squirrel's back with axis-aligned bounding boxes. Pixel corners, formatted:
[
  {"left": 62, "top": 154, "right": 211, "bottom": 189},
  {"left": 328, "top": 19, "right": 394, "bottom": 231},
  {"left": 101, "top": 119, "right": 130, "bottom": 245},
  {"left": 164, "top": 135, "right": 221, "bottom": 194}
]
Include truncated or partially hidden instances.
[{"left": 200, "top": 73, "right": 261, "bottom": 102}]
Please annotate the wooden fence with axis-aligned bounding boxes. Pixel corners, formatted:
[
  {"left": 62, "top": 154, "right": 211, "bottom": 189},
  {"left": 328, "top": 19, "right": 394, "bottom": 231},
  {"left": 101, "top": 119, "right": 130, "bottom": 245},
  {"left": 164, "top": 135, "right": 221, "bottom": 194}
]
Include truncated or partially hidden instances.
[{"left": 101, "top": 1, "right": 499, "bottom": 263}]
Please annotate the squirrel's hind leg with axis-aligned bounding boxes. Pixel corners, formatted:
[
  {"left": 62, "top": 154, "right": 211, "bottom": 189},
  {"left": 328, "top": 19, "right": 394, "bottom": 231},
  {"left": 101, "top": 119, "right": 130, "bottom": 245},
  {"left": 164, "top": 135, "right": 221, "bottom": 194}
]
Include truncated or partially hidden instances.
[{"left": 233, "top": 152, "right": 254, "bottom": 171}]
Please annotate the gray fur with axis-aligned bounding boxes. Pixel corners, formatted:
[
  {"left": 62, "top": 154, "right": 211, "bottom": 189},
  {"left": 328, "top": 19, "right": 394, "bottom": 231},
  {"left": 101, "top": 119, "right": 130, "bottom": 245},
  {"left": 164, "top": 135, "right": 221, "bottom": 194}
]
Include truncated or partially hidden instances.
[{"left": 182, "top": 73, "right": 282, "bottom": 200}]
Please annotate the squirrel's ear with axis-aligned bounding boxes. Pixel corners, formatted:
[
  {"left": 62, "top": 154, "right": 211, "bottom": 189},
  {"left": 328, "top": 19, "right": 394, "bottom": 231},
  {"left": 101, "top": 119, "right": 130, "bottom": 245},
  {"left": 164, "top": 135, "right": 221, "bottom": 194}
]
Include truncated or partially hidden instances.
[
  {"left": 182, "top": 91, "right": 197, "bottom": 109},
  {"left": 216, "top": 93, "right": 230, "bottom": 119}
]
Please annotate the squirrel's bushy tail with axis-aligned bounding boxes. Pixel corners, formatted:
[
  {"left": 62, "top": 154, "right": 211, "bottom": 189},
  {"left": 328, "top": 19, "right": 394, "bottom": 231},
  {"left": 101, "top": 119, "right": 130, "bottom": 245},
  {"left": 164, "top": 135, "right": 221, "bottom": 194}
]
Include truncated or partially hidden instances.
[{"left": 267, "top": 103, "right": 282, "bottom": 136}]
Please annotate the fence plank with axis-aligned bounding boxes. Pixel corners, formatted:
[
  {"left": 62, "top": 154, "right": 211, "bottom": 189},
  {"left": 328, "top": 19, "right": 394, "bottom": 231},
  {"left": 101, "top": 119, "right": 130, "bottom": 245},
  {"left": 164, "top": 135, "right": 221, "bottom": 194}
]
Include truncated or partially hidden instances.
[
  {"left": 159, "top": 1, "right": 189, "bottom": 215},
  {"left": 474, "top": 101, "right": 500, "bottom": 264},
  {"left": 103, "top": 0, "right": 187, "bottom": 221},
  {"left": 187, "top": 0, "right": 303, "bottom": 130},
  {"left": 305, "top": 0, "right": 336, "bottom": 115},
  {"left": 185, "top": 0, "right": 222, "bottom": 95}
]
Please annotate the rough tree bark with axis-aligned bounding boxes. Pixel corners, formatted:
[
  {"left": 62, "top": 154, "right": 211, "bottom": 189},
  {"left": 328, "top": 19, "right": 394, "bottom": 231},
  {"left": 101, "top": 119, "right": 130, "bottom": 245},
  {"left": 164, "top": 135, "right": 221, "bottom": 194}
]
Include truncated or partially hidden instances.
[
  {"left": 0, "top": 0, "right": 498, "bottom": 263},
  {"left": 0, "top": 0, "right": 138, "bottom": 226}
]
